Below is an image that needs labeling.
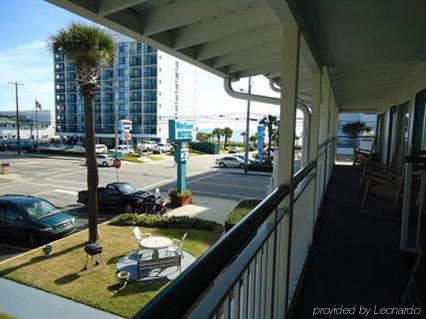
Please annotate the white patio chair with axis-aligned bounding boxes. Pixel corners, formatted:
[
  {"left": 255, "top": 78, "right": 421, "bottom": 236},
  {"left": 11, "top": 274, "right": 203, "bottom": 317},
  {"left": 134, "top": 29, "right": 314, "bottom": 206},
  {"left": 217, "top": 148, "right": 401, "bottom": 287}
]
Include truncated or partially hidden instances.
[
  {"left": 133, "top": 227, "right": 152, "bottom": 257},
  {"left": 166, "top": 233, "right": 187, "bottom": 258}
]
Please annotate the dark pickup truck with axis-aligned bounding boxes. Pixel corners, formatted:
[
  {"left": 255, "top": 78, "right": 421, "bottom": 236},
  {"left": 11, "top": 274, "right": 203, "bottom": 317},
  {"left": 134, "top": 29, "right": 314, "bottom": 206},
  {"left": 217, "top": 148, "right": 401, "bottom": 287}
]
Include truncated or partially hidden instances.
[{"left": 77, "top": 182, "right": 158, "bottom": 213}]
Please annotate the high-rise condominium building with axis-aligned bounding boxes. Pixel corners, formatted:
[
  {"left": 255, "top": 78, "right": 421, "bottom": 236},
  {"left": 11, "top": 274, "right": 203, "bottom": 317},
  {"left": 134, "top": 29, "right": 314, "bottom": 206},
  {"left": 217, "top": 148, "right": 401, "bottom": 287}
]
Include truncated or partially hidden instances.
[{"left": 54, "top": 34, "right": 197, "bottom": 146}]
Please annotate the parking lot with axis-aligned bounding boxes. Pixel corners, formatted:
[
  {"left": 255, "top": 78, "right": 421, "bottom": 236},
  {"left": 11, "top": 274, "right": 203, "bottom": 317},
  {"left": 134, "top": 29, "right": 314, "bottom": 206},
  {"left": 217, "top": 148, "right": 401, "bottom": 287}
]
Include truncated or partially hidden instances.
[{"left": 0, "top": 152, "right": 271, "bottom": 259}]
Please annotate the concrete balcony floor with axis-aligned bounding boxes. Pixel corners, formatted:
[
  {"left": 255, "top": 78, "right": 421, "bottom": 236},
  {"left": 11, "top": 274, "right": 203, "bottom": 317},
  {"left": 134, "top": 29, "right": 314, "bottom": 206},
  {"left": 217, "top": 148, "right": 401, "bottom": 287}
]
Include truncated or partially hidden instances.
[{"left": 291, "top": 166, "right": 421, "bottom": 318}]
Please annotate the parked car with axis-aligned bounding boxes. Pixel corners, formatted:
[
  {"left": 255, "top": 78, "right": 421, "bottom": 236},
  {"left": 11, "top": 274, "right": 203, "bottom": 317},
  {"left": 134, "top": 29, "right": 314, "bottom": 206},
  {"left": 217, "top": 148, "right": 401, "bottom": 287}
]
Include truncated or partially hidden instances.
[
  {"left": 0, "top": 195, "right": 76, "bottom": 246},
  {"left": 229, "top": 146, "right": 239, "bottom": 153},
  {"left": 96, "top": 155, "right": 114, "bottom": 167},
  {"left": 138, "top": 141, "right": 157, "bottom": 152},
  {"left": 215, "top": 156, "right": 246, "bottom": 168},
  {"left": 110, "top": 145, "right": 134, "bottom": 155},
  {"left": 95, "top": 144, "right": 108, "bottom": 153},
  {"left": 77, "top": 182, "right": 161, "bottom": 214},
  {"left": 232, "top": 154, "right": 254, "bottom": 164},
  {"left": 153, "top": 143, "right": 173, "bottom": 153}
]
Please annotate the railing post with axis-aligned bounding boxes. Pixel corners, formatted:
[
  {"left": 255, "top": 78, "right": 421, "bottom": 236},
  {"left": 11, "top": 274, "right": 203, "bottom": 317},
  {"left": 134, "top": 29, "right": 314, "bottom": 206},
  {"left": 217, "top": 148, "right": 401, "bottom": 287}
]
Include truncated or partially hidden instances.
[{"left": 275, "top": 23, "right": 300, "bottom": 319}]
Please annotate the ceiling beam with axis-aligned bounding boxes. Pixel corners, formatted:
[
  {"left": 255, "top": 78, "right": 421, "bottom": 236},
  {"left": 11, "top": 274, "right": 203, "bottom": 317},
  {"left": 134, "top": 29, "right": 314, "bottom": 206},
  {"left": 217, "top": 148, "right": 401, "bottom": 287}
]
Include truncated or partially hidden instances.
[
  {"left": 172, "top": 3, "right": 276, "bottom": 50},
  {"left": 213, "top": 41, "right": 282, "bottom": 68},
  {"left": 232, "top": 62, "right": 281, "bottom": 79},
  {"left": 196, "top": 24, "right": 282, "bottom": 61},
  {"left": 141, "top": 0, "right": 257, "bottom": 36},
  {"left": 97, "top": 0, "right": 149, "bottom": 17},
  {"left": 265, "top": 0, "right": 321, "bottom": 73},
  {"left": 225, "top": 54, "right": 282, "bottom": 74}
]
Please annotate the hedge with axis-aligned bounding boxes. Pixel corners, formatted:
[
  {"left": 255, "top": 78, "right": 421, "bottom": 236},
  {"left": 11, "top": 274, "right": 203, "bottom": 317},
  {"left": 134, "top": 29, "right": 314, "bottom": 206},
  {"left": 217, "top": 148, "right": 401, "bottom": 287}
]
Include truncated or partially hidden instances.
[
  {"left": 189, "top": 141, "right": 220, "bottom": 154},
  {"left": 110, "top": 213, "right": 220, "bottom": 231},
  {"left": 225, "top": 200, "right": 262, "bottom": 231},
  {"left": 248, "top": 162, "right": 273, "bottom": 172}
]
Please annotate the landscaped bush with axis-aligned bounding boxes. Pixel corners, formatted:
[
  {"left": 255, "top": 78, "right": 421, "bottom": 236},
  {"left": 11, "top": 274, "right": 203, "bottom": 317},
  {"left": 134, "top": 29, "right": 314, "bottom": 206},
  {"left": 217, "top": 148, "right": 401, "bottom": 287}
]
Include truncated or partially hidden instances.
[
  {"left": 110, "top": 213, "right": 220, "bottom": 231},
  {"left": 122, "top": 153, "right": 142, "bottom": 163},
  {"left": 189, "top": 141, "right": 220, "bottom": 154},
  {"left": 225, "top": 200, "right": 261, "bottom": 231},
  {"left": 248, "top": 162, "right": 273, "bottom": 172}
]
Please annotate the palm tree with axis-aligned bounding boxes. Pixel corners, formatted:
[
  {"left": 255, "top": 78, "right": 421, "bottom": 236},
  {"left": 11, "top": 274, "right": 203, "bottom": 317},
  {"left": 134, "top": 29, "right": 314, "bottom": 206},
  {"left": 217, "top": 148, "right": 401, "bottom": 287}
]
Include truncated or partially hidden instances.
[
  {"left": 249, "top": 134, "right": 257, "bottom": 147},
  {"left": 212, "top": 128, "right": 223, "bottom": 144},
  {"left": 259, "top": 115, "right": 278, "bottom": 161},
  {"left": 223, "top": 127, "right": 233, "bottom": 149},
  {"left": 342, "top": 121, "right": 371, "bottom": 150},
  {"left": 50, "top": 23, "right": 115, "bottom": 243}
]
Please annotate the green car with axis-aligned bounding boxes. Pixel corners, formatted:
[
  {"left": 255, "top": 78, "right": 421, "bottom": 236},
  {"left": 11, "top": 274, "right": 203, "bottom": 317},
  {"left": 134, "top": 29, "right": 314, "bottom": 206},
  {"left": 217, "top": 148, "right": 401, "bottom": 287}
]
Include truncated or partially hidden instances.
[{"left": 0, "top": 195, "right": 76, "bottom": 246}]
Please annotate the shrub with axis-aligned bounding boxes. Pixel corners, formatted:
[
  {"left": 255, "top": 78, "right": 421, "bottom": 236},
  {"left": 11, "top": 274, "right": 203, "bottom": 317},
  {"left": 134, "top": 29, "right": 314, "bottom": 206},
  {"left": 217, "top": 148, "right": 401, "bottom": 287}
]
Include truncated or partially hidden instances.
[
  {"left": 110, "top": 213, "right": 219, "bottom": 231},
  {"left": 168, "top": 188, "right": 192, "bottom": 199},
  {"left": 122, "top": 154, "right": 142, "bottom": 163},
  {"left": 225, "top": 200, "right": 261, "bottom": 231},
  {"left": 248, "top": 162, "right": 273, "bottom": 172}
]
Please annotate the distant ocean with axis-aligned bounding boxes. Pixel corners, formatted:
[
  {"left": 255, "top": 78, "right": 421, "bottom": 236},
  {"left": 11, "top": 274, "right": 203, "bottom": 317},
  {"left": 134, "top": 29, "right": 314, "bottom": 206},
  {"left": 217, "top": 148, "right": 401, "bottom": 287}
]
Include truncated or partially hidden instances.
[{"left": 198, "top": 128, "right": 258, "bottom": 143}]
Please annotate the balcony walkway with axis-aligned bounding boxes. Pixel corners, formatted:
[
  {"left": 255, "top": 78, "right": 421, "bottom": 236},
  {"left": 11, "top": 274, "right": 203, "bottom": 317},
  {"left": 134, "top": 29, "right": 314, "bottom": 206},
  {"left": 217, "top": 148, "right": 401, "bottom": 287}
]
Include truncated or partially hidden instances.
[{"left": 291, "top": 165, "right": 414, "bottom": 317}]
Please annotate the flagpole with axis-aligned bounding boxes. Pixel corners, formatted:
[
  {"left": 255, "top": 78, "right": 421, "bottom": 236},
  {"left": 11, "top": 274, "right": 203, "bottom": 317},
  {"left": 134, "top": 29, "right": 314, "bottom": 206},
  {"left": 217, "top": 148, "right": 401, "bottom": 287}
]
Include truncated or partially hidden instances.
[{"left": 35, "top": 101, "right": 39, "bottom": 147}]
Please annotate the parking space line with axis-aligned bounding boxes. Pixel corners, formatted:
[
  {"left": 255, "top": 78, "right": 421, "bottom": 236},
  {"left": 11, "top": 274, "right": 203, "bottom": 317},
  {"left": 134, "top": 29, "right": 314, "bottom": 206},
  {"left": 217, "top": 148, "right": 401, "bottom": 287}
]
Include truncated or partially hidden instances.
[{"left": 53, "top": 189, "right": 78, "bottom": 196}]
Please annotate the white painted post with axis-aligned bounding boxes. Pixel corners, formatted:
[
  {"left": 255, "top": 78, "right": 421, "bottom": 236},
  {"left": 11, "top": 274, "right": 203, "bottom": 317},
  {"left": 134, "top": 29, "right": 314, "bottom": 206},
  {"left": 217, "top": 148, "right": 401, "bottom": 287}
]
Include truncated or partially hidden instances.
[{"left": 274, "top": 24, "right": 300, "bottom": 319}]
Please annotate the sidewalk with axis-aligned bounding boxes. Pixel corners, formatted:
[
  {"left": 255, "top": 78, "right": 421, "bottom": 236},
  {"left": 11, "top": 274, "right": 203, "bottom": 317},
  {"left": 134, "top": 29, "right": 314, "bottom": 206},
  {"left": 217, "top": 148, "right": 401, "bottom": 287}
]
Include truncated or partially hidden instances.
[
  {"left": 0, "top": 278, "right": 122, "bottom": 319},
  {"left": 166, "top": 195, "right": 239, "bottom": 224}
]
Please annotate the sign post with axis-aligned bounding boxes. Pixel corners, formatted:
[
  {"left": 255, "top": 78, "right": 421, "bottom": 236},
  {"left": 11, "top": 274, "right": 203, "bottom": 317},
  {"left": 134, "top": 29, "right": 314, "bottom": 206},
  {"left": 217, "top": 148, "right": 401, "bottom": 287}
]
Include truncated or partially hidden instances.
[
  {"left": 169, "top": 120, "right": 193, "bottom": 192},
  {"left": 113, "top": 158, "right": 121, "bottom": 182}
]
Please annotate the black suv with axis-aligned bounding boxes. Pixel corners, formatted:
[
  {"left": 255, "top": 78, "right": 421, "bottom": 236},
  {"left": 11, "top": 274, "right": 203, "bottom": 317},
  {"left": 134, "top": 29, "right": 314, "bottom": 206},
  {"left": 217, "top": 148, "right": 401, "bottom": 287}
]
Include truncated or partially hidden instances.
[{"left": 0, "top": 195, "right": 76, "bottom": 246}]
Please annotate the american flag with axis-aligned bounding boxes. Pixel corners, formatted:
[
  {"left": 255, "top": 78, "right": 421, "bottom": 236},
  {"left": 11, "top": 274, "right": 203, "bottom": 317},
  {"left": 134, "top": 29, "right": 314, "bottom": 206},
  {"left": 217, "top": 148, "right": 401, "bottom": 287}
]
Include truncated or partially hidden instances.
[{"left": 35, "top": 100, "right": 42, "bottom": 110}]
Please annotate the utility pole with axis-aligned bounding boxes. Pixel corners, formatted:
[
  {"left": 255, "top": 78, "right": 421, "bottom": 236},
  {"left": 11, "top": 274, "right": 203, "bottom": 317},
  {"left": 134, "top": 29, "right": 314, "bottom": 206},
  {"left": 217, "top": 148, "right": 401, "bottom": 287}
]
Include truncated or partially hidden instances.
[
  {"left": 8, "top": 81, "right": 24, "bottom": 155},
  {"left": 244, "top": 77, "right": 252, "bottom": 173}
]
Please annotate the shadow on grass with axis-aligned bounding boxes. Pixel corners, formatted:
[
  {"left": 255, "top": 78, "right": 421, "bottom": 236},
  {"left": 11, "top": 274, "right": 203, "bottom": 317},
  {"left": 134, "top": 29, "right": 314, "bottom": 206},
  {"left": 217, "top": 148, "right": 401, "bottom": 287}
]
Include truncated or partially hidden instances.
[
  {"left": 0, "top": 242, "right": 86, "bottom": 277},
  {"left": 107, "top": 279, "right": 169, "bottom": 297},
  {"left": 54, "top": 272, "right": 81, "bottom": 285}
]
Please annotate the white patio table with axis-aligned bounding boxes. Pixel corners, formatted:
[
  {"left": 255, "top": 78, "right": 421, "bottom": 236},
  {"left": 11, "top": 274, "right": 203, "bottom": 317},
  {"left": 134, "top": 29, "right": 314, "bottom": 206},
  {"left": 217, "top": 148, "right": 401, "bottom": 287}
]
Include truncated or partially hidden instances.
[{"left": 140, "top": 236, "right": 173, "bottom": 259}]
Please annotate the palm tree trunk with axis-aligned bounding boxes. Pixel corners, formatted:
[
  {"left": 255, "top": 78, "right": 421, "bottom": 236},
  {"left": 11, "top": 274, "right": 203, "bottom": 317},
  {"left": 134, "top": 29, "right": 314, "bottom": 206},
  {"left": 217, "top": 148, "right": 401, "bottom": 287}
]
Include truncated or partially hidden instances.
[
  {"left": 83, "top": 86, "right": 99, "bottom": 243},
  {"left": 268, "top": 124, "right": 272, "bottom": 161}
]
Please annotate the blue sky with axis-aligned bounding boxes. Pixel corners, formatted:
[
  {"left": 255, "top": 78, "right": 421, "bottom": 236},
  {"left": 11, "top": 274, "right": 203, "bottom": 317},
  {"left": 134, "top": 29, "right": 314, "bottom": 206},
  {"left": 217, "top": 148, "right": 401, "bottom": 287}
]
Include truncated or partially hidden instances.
[{"left": 0, "top": 0, "right": 280, "bottom": 131}]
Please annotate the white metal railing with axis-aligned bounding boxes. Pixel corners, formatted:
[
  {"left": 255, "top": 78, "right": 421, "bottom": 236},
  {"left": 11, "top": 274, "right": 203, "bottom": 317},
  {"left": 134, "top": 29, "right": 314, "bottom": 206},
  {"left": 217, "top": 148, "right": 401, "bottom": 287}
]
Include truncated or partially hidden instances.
[
  {"left": 336, "top": 136, "right": 374, "bottom": 156},
  {"left": 136, "top": 141, "right": 336, "bottom": 319}
]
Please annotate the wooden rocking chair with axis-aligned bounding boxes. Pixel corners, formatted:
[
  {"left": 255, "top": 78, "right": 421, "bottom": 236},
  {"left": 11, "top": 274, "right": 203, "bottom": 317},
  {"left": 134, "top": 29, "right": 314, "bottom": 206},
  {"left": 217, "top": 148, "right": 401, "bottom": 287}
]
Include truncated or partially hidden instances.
[{"left": 362, "top": 157, "right": 423, "bottom": 216}]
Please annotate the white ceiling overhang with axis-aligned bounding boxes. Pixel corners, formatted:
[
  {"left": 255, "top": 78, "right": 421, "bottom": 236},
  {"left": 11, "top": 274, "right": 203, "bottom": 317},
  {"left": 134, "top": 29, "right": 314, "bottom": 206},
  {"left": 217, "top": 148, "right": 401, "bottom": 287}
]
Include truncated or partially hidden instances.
[{"left": 46, "top": 0, "right": 426, "bottom": 112}]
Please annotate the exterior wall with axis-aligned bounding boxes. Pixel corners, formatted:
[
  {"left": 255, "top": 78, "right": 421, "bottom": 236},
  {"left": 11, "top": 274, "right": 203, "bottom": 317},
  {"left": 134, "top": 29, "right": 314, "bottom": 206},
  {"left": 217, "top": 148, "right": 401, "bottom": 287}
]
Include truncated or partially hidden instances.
[
  {"left": 54, "top": 34, "right": 197, "bottom": 146},
  {"left": 0, "top": 110, "right": 55, "bottom": 141}
]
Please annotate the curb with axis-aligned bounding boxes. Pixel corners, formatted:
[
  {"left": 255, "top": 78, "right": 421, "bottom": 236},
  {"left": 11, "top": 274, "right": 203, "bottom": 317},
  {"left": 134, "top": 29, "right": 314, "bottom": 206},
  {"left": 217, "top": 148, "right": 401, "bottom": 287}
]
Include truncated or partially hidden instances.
[{"left": 23, "top": 154, "right": 84, "bottom": 162}]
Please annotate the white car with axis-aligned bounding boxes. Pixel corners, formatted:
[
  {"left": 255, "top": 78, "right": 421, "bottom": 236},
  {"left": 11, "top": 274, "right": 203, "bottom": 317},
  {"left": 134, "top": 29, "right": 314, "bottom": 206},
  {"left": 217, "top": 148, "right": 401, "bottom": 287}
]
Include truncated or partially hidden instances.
[
  {"left": 215, "top": 156, "right": 246, "bottom": 169},
  {"left": 110, "top": 145, "right": 134, "bottom": 155},
  {"left": 153, "top": 143, "right": 173, "bottom": 153},
  {"left": 95, "top": 144, "right": 108, "bottom": 154},
  {"left": 138, "top": 141, "right": 157, "bottom": 152},
  {"left": 232, "top": 154, "right": 254, "bottom": 164},
  {"left": 96, "top": 155, "right": 114, "bottom": 167}
]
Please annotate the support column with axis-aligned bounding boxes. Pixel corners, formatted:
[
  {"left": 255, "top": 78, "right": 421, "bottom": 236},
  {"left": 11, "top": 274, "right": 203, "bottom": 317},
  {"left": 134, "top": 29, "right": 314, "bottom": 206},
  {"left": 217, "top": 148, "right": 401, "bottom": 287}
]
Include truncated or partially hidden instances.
[
  {"left": 274, "top": 24, "right": 300, "bottom": 319},
  {"left": 309, "top": 71, "right": 321, "bottom": 235}
]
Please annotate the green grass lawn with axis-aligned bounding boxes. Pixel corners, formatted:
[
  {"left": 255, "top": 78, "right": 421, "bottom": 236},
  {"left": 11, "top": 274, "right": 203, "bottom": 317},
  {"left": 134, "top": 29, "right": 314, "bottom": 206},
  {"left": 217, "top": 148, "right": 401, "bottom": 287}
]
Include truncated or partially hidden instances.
[
  {"left": 0, "top": 313, "right": 15, "bottom": 319},
  {"left": 225, "top": 200, "right": 261, "bottom": 231},
  {"left": 0, "top": 224, "right": 222, "bottom": 318}
]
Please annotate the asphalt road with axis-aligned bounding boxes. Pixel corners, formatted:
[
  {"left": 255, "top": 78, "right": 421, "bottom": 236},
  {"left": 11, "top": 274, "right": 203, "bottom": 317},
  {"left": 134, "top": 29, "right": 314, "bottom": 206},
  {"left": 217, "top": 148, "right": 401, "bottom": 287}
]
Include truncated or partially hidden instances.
[{"left": 0, "top": 152, "right": 271, "bottom": 255}]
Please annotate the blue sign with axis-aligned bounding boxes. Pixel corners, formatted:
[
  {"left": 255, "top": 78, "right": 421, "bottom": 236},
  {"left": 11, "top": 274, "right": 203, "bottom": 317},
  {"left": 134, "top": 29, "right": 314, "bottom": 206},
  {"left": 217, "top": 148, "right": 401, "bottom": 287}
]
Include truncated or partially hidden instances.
[
  {"left": 168, "top": 120, "right": 193, "bottom": 141},
  {"left": 257, "top": 125, "right": 264, "bottom": 161}
]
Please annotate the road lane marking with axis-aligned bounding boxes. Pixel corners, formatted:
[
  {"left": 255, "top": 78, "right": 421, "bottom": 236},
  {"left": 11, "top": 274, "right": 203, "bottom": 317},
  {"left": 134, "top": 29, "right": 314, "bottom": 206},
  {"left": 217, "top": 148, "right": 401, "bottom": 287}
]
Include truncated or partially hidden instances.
[
  {"left": 193, "top": 181, "right": 267, "bottom": 190},
  {"left": 27, "top": 182, "right": 81, "bottom": 190},
  {"left": 191, "top": 190, "right": 257, "bottom": 200},
  {"left": 53, "top": 189, "right": 78, "bottom": 196},
  {"left": 187, "top": 172, "right": 222, "bottom": 185}
]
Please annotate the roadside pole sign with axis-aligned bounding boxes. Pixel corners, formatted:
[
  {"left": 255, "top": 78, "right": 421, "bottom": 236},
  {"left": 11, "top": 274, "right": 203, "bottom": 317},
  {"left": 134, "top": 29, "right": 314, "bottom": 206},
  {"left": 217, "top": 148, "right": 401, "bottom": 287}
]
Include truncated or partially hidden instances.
[
  {"left": 257, "top": 125, "right": 264, "bottom": 162},
  {"left": 113, "top": 158, "right": 121, "bottom": 169},
  {"left": 168, "top": 120, "right": 194, "bottom": 192},
  {"left": 118, "top": 119, "right": 132, "bottom": 142},
  {"left": 112, "top": 152, "right": 123, "bottom": 159}
]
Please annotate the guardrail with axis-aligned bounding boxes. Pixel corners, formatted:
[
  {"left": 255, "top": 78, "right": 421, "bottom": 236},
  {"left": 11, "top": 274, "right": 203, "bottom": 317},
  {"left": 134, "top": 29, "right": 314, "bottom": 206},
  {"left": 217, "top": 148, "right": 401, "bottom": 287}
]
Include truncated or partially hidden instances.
[
  {"left": 134, "top": 161, "right": 318, "bottom": 319},
  {"left": 336, "top": 136, "right": 374, "bottom": 156}
]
